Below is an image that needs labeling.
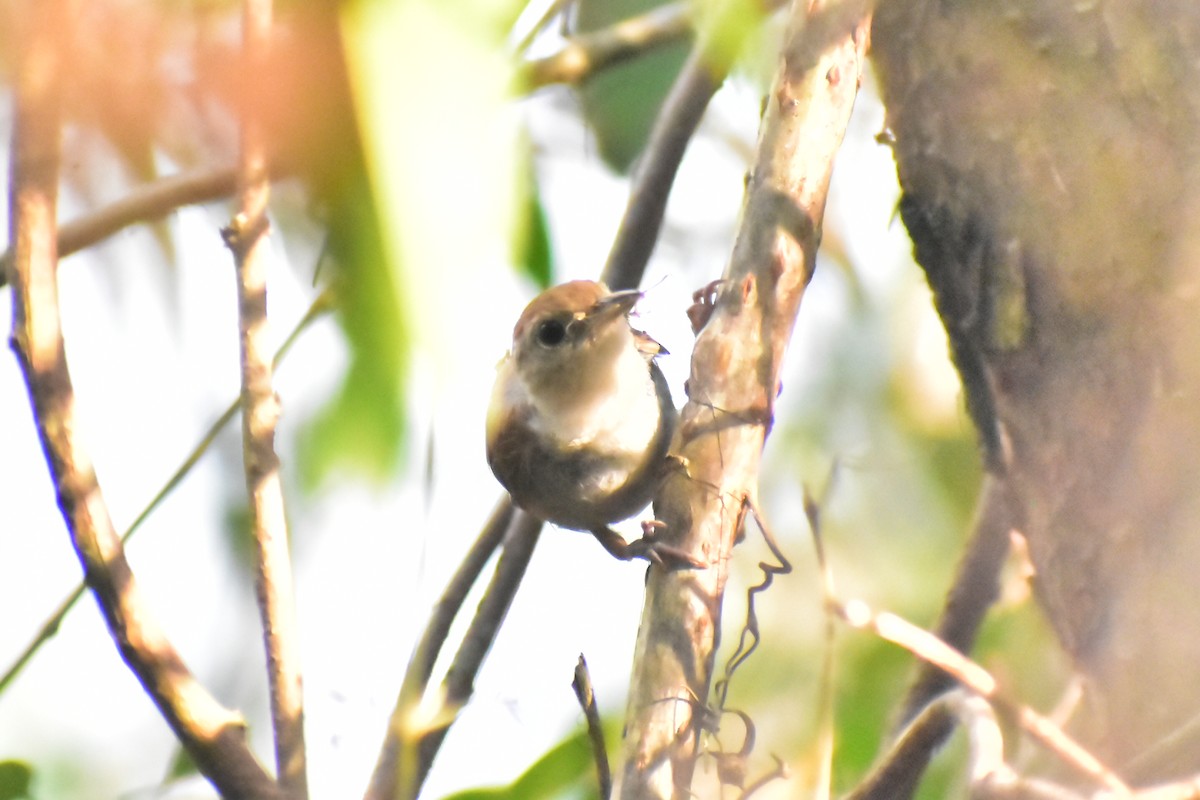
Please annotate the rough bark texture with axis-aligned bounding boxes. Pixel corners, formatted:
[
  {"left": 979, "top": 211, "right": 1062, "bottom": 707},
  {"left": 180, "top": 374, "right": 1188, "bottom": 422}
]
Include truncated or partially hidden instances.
[
  {"left": 872, "top": 0, "right": 1200, "bottom": 784},
  {"left": 617, "top": 1, "right": 871, "bottom": 796}
]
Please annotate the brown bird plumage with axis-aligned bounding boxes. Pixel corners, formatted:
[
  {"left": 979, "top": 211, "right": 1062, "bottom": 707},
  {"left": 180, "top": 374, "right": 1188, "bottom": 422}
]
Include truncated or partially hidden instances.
[{"left": 486, "top": 280, "right": 693, "bottom": 565}]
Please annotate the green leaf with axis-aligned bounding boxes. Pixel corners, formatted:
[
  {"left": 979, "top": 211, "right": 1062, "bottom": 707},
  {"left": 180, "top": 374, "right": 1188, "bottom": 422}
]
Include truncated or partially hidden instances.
[
  {"left": 512, "top": 136, "right": 555, "bottom": 290},
  {"left": 300, "top": 166, "right": 409, "bottom": 486},
  {"left": 575, "top": 0, "right": 691, "bottom": 173},
  {"left": 441, "top": 729, "right": 598, "bottom": 800},
  {"left": 0, "top": 761, "right": 33, "bottom": 800},
  {"left": 163, "top": 745, "right": 198, "bottom": 782},
  {"left": 321, "top": 0, "right": 527, "bottom": 485}
]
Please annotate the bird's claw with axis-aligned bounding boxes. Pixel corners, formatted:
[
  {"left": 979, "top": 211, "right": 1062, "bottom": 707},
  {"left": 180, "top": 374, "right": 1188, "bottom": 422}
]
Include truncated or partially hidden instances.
[
  {"left": 592, "top": 523, "right": 705, "bottom": 570},
  {"left": 629, "top": 520, "right": 706, "bottom": 570}
]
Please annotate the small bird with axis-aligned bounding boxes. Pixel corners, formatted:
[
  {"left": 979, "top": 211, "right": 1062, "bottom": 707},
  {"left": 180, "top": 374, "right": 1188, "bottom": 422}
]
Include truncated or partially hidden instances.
[{"left": 486, "top": 280, "right": 692, "bottom": 566}]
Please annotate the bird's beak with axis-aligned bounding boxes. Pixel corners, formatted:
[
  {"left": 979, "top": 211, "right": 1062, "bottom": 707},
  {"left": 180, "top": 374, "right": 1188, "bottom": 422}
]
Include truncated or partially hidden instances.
[{"left": 588, "top": 289, "right": 642, "bottom": 324}]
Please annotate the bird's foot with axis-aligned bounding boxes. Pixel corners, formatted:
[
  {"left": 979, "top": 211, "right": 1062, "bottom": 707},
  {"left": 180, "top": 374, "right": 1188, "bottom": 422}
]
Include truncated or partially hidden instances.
[{"left": 592, "top": 523, "right": 704, "bottom": 570}]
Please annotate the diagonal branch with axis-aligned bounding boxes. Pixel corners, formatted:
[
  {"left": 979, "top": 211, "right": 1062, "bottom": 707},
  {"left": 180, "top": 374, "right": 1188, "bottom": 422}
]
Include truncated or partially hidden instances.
[
  {"left": 516, "top": 3, "right": 693, "bottom": 91},
  {"left": 223, "top": 0, "right": 307, "bottom": 796},
  {"left": 617, "top": 1, "right": 872, "bottom": 796},
  {"left": 0, "top": 167, "right": 238, "bottom": 288},
  {"left": 573, "top": 654, "right": 614, "bottom": 800},
  {"left": 600, "top": 0, "right": 780, "bottom": 292},
  {"left": 5, "top": 4, "right": 281, "bottom": 799},
  {"left": 365, "top": 507, "right": 542, "bottom": 800},
  {"left": 0, "top": 290, "right": 331, "bottom": 700},
  {"left": 837, "top": 600, "right": 1131, "bottom": 796}
]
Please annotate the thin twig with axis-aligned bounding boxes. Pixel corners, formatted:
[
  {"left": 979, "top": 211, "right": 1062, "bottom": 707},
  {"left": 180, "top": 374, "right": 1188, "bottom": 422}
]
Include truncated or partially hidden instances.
[
  {"left": 0, "top": 291, "right": 331, "bottom": 699},
  {"left": 225, "top": 0, "right": 307, "bottom": 796},
  {"left": 363, "top": 496, "right": 514, "bottom": 800},
  {"left": 516, "top": 3, "right": 693, "bottom": 91},
  {"left": 598, "top": 0, "right": 786, "bottom": 292},
  {"left": 0, "top": 167, "right": 238, "bottom": 287},
  {"left": 836, "top": 600, "right": 1132, "bottom": 796},
  {"left": 804, "top": 472, "right": 840, "bottom": 800},
  {"left": 599, "top": 43, "right": 720, "bottom": 292},
  {"left": 845, "top": 691, "right": 957, "bottom": 800},
  {"left": 365, "top": 508, "right": 543, "bottom": 800},
  {"left": 416, "top": 511, "right": 543, "bottom": 792},
  {"left": 573, "top": 654, "right": 613, "bottom": 799},
  {"left": 853, "top": 689, "right": 1102, "bottom": 800},
  {"left": 6, "top": 5, "right": 280, "bottom": 797},
  {"left": 898, "top": 476, "right": 1015, "bottom": 727},
  {"left": 402, "top": 497, "right": 515, "bottom": 707},
  {"left": 871, "top": 475, "right": 1016, "bottom": 800}
]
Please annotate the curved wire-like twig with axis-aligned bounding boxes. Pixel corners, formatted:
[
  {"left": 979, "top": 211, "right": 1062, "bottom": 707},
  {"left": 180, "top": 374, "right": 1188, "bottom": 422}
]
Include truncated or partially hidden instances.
[
  {"left": 6, "top": 6, "right": 281, "bottom": 797},
  {"left": 713, "top": 495, "right": 793, "bottom": 711}
]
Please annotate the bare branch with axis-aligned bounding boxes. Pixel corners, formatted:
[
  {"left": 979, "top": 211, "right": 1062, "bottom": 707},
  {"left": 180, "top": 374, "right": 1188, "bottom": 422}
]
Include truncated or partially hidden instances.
[
  {"left": 366, "top": 508, "right": 543, "bottom": 800},
  {"left": 5, "top": 5, "right": 280, "bottom": 798},
  {"left": 852, "top": 689, "right": 1095, "bottom": 800},
  {"left": 0, "top": 291, "right": 331, "bottom": 699},
  {"left": 517, "top": 3, "right": 693, "bottom": 91},
  {"left": 416, "top": 511, "right": 542, "bottom": 790},
  {"left": 617, "top": 0, "right": 872, "bottom": 795},
  {"left": 222, "top": 0, "right": 307, "bottom": 796},
  {"left": 574, "top": 654, "right": 613, "bottom": 799},
  {"left": 868, "top": 475, "right": 1018, "bottom": 799},
  {"left": 846, "top": 693, "right": 957, "bottom": 800},
  {"left": 363, "top": 497, "right": 512, "bottom": 800},
  {"left": 899, "top": 477, "right": 1016, "bottom": 725},
  {"left": 0, "top": 167, "right": 238, "bottom": 288},
  {"left": 837, "top": 600, "right": 1131, "bottom": 796}
]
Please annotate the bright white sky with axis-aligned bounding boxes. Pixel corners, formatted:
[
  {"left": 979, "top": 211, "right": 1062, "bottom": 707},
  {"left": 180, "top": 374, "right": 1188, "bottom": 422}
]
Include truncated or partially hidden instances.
[{"left": 0, "top": 63, "right": 957, "bottom": 799}]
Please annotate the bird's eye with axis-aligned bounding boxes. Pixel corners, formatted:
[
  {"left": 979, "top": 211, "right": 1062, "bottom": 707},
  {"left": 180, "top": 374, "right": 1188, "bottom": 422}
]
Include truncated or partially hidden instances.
[{"left": 535, "top": 319, "right": 567, "bottom": 347}]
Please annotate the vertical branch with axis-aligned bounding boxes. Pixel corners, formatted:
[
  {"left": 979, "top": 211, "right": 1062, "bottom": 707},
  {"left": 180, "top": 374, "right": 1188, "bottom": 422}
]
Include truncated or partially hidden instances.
[
  {"left": 6, "top": 4, "right": 280, "bottom": 799},
  {"left": 617, "top": 0, "right": 872, "bottom": 796},
  {"left": 224, "top": 0, "right": 308, "bottom": 796}
]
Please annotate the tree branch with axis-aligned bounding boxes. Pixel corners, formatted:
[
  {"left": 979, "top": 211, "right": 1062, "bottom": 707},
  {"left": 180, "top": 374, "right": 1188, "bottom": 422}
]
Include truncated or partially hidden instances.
[
  {"left": 516, "top": 3, "right": 693, "bottom": 91},
  {"left": 898, "top": 477, "right": 1016, "bottom": 726},
  {"left": 223, "top": 0, "right": 307, "bottom": 796},
  {"left": 837, "top": 600, "right": 1131, "bottom": 795},
  {"left": 868, "top": 475, "right": 1017, "bottom": 799},
  {"left": 616, "top": 1, "right": 872, "bottom": 796},
  {"left": 0, "top": 167, "right": 238, "bottom": 288},
  {"left": 421, "top": 510, "right": 542, "bottom": 779},
  {"left": 365, "top": 506, "right": 543, "bottom": 800},
  {"left": 0, "top": 290, "right": 331, "bottom": 700},
  {"left": 5, "top": 5, "right": 281, "bottom": 798},
  {"left": 573, "top": 654, "right": 613, "bottom": 800},
  {"left": 600, "top": 0, "right": 769, "bottom": 292}
]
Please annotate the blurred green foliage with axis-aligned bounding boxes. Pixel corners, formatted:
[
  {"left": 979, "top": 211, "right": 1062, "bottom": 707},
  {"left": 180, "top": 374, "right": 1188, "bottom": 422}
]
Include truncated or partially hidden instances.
[
  {"left": 0, "top": 762, "right": 32, "bottom": 800},
  {"left": 513, "top": 134, "right": 556, "bottom": 291},
  {"left": 441, "top": 729, "right": 599, "bottom": 800},
  {"left": 574, "top": 0, "right": 691, "bottom": 173}
]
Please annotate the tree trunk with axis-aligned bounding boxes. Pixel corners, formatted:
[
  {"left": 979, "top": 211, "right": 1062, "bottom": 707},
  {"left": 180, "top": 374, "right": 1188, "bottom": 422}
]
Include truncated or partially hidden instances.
[{"left": 872, "top": 0, "right": 1200, "bottom": 785}]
